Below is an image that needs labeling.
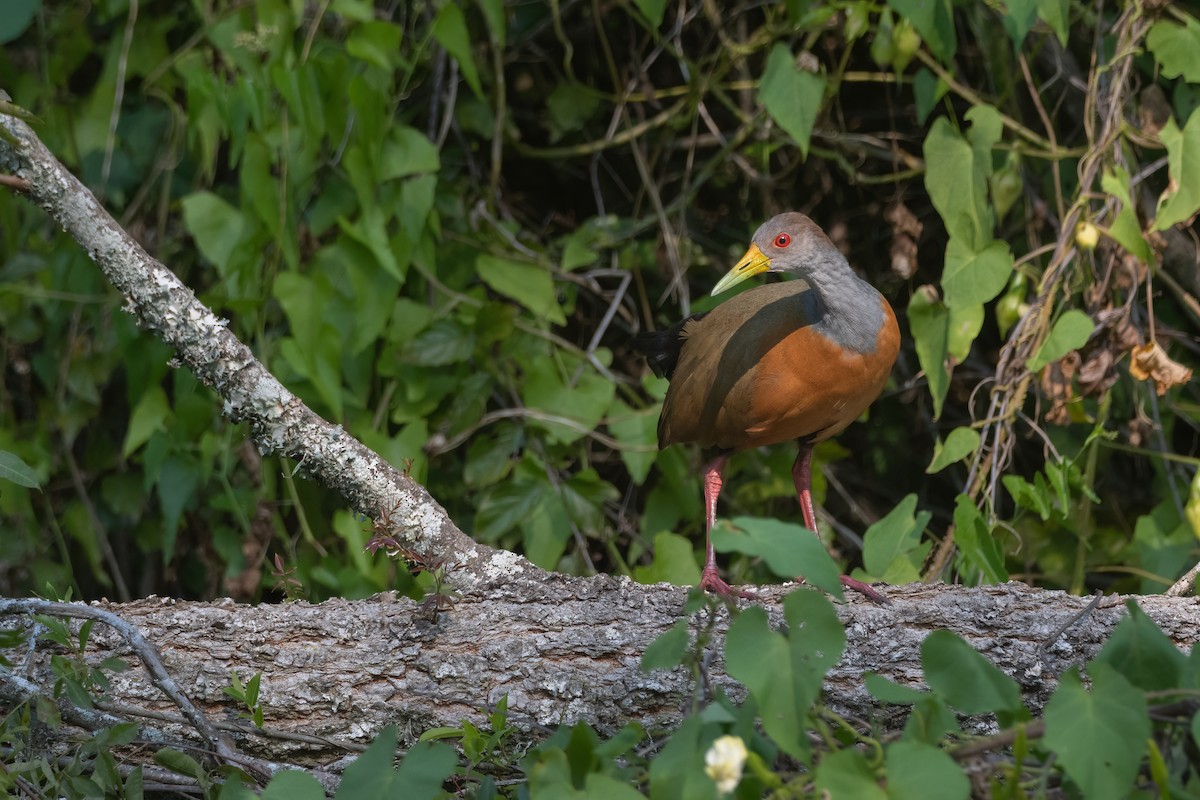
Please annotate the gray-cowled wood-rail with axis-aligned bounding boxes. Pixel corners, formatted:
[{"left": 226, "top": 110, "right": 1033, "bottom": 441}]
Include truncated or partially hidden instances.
[{"left": 633, "top": 212, "right": 900, "bottom": 600}]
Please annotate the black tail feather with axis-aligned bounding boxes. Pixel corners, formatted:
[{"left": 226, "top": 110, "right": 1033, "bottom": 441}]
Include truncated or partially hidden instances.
[{"left": 630, "top": 312, "right": 708, "bottom": 380}]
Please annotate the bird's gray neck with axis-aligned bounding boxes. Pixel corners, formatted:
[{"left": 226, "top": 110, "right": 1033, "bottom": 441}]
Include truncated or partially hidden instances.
[{"left": 799, "top": 252, "right": 885, "bottom": 355}]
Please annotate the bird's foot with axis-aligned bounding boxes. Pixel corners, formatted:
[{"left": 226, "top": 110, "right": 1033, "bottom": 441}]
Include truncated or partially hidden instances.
[
  {"left": 839, "top": 575, "right": 890, "bottom": 606},
  {"left": 699, "top": 568, "right": 755, "bottom": 599},
  {"left": 792, "top": 574, "right": 890, "bottom": 605}
]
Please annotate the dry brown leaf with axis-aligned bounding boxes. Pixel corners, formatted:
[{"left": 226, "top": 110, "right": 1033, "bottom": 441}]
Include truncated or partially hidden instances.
[
  {"left": 1041, "top": 351, "right": 1080, "bottom": 426},
  {"left": 885, "top": 201, "right": 922, "bottom": 280},
  {"left": 1079, "top": 347, "right": 1117, "bottom": 396},
  {"left": 1139, "top": 85, "right": 1171, "bottom": 139},
  {"left": 1129, "top": 341, "right": 1193, "bottom": 396}
]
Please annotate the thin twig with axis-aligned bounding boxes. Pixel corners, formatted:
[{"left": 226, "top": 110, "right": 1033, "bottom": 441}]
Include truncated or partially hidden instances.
[
  {"left": 100, "top": 0, "right": 138, "bottom": 195},
  {"left": 0, "top": 173, "right": 30, "bottom": 191},
  {"left": 1038, "top": 589, "right": 1104, "bottom": 657},
  {"left": 0, "top": 599, "right": 252, "bottom": 775},
  {"left": 60, "top": 436, "right": 131, "bottom": 602}
]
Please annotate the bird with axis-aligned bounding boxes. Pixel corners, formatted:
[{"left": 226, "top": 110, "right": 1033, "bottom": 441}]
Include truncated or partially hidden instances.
[{"left": 632, "top": 212, "right": 900, "bottom": 600}]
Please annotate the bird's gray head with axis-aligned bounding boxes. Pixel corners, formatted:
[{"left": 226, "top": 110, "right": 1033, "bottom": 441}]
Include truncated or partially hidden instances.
[
  {"left": 752, "top": 212, "right": 836, "bottom": 271},
  {"left": 711, "top": 212, "right": 844, "bottom": 295}
]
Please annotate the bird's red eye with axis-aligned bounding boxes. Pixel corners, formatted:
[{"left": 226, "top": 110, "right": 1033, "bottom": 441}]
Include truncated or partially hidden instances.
[{"left": 775, "top": 233, "right": 791, "bottom": 248}]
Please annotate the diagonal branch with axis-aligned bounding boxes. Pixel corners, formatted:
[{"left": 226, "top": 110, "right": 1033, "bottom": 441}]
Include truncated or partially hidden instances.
[{"left": 0, "top": 92, "right": 534, "bottom": 594}]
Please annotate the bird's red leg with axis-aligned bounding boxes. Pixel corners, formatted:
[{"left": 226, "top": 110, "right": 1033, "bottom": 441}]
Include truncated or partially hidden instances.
[
  {"left": 792, "top": 444, "right": 819, "bottom": 532},
  {"left": 699, "top": 455, "right": 753, "bottom": 598},
  {"left": 792, "top": 444, "right": 888, "bottom": 605}
]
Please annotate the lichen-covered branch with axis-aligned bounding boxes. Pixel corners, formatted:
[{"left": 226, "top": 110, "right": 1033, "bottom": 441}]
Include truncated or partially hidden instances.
[{"left": 0, "top": 95, "right": 524, "bottom": 594}]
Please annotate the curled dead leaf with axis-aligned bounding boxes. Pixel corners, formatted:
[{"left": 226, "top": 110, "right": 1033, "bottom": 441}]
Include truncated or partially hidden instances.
[
  {"left": 1129, "top": 341, "right": 1193, "bottom": 396},
  {"left": 1041, "top": 351, "right": 1080, "bottom": 426},
  {"left": 1138, "top": 85, "right": 1171, "bottom": 139},
  {"left": 885, "top": 201, "right": 922, "bottom": 280},
  {"left": 1078, "top": 347, "right": 1116, "bottom": 397}
]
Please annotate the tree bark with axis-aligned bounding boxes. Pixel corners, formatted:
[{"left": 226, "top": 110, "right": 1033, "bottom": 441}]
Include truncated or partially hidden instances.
[{"left": 3, "top": 580, "right": 1196, "bottom": 769}]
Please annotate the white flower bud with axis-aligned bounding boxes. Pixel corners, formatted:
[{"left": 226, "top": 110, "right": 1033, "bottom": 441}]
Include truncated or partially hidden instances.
[{"left": 704, "top": 734, "right": 748, "bottom": 795}]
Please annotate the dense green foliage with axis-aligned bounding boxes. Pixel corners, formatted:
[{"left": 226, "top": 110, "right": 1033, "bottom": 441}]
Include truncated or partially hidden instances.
[
  {"left": 3, "top": 0, "right": 1200, "bottom": 796},
  {"left": 2, "top": 0, "right": 1197, "bottom": 602}
]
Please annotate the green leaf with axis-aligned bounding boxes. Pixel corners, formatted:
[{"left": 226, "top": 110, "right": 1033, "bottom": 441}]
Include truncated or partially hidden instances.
[
  {"left": 725, "top": 592, "right": 846, "bottom": 760},
  {"left": 338, "top": 211, "right": 404, "bottom": 281},
  {"left": 478, "top": 0, "right": 506, "bottom": 46},
  {"left": 860, "top": 494, "right": 931, "bottom": 584},
  {"left": 1026, "top": 309, "right": 1094, "bottom": 371},
  {"left": 1093, "top": 601, "right": 1187, "bottom": 691},
  {"left": 1154, "top": 114, "right": 1200, "bottom": 231},
  {"left": 904, "top": 696, "right": 960, "bottom": 745},
  {"left": 261, "top": 770, "right": 326, "bottom": 800},
  {"left": 635, "top": 531, "right": 702, "bottom": 587},
  {"left": 926, "top": 427, "right": 981, "bottom": 474},
  {"left": 646, "top": 716, "right": 718, "bottom": 800},
  {"left": 865, "top": 673, "right": 928, "bottom": 705},
  {"left": 156, "top": 456, "right": 202, "bottom": 563},
  {"left": 521, "top": 491, "right": 571, "bottom": 569},
  {"left": 1001, "top": 0, "right": 1038, "bottom": 47},
  {"left": 418, "top": 727, "right": 464, "bottom": 742},
  {"left": 912, "top": 68, "right": 947, "bottom": 124},
  {"left": 1100, "top": 168, "right": 1152, "bottom": 263},
  {"left": 379, "top": 127, "right": 440, "bottom": 180},
  {"left": 758, "top": 44, "right": 827, "bottom": 158},
  {"left": 582, "top": 774, "right": 650, "bottom": 799},
  {"left": 331, "top": 0, "right": 373, "bottom": 21},
  {"left": 464, "top": 423, "right": 520, "bottom": 488},
  {"left": 1189, "top": 467, "right": 1200, "bottom": 542},
  {"left": 345, "top": 21, "right": 403, "bottom": 71},
  {"left": 922, "top": 630, "right": 1024, "bottom": 718},
  {"left": 952, "top": 495, "right": 1008, "bottom": 583},
  {"left": 335, "top": 726, "right": 453, "bottom": 800},
  {"left": 274, "top": 272, "right": 328, "bottom": 358},
  {"left": 885, "top": 740, "right": 969, "bottom": 800},
  {"left": 1002, "top": 473, "right": 1053, "bottom": 521},
  {"left": 181, "top": 191, "right": 245, "bottom": 275},
  {"left": 947, "top": 302, "right": 984, "bottom": 363},
  {"left": 547, "top": 83, "right": 601, "bottom": 142},
  {"left": 923, "top": 115, "right": 994, "bottom": 250},
  {"left": 1036, "top": 0, "right": 1069, "bottom": 45},
  {"left": 477, "top": 254, "right": 566, "bottom": 325},
  {"left": 886, "top": 0, "right": 955, "bottom": 62},
  {"left": 608, "top": 400, "right": 659, "bottom": 484},
  {"left": 711, "top": 516, "right": 844, "bottom": 600},
  {"left": 392, "top": 741, "right": 458, "bottom": 799},
  {"left": 1147, "top": 17, "right": 1200, "bottom": 83},
  {"left": 966, "top": 103, "right": 1003, "bottom": 158},
  {"left": 400, "top": 318, "right": 475, "bottom": 366},
  {"left": 632, "top": 0, "right": 667, "bottom": 29},
  {"left": 1043, "top": 665, "right": 1149, "bottom": 800},
  {"left": 907, "top": 286, "right": 949, "bottom": 419},
  {"left": 940, "top": 238, "right": 1013, "bottom": 309},
  {"left": 521, "top": 360, "right": 614, "bottom": 445},
  {"left": 335, "top": 725, "right": 400, "bottom": 799},
  {"left": 0, "top": 0, "right": 38, "bottom": 44},
  {"left": 641, "top": 618, "right": 689, "bottom": 672},
  {"left": 153, "top": 748, "right": 207, "bottom": 783},
  {"left": 475, "top": 480, "right": 547, "bottom": 542},
  {"left": 990, "top": 157, "right": 1023, "bottom": 222},
  {"left": 0, "top": 450, "right": 40, "bottom": 489},
  {"left": 123, "top": 386, "right": 170, "bottom": 458},
  {"left": 814, "top": 748, "right": 886, "bottom": 800},
  {"left": 432, "top": 3, "right": 482, "bottom": 99},
  {"left": 400, "top": 174, "right": 437, "bottom": 239},
  {"left": 344, "top": 249, "right": 402, "bottom": 354}
]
